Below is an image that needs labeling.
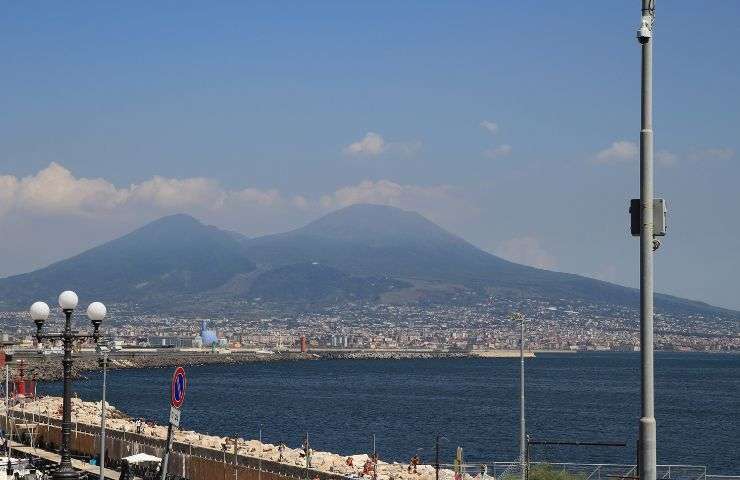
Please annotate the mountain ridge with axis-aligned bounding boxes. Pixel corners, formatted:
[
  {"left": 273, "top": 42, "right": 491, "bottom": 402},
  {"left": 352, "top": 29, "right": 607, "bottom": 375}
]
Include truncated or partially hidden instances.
[{"left": 0, "top": 205, "right": 736, "bottom": 319}]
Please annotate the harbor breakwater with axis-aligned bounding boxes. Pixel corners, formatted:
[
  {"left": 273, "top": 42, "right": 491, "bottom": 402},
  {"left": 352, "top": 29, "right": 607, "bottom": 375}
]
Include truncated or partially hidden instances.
[
  {"left": 13, "top": 349, "right": 535, "bottom": 382},
  {"left": 1, "top": 397, "right": 451, "bottom": 480}
]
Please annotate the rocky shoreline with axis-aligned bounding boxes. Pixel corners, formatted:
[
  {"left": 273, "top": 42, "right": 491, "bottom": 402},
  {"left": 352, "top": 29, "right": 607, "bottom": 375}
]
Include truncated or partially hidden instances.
[{"left": 3, "top": 396, "right": 454, "bottom": 480}]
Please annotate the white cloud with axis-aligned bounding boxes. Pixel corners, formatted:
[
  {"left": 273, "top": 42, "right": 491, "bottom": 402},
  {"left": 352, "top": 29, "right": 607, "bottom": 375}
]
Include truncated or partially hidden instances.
[
  {"left": 0, "top": 175, "right": 20, "bottom": 216},
  {"left": 319, "top": 179, "right": 476, "bottom": 227},
  {"left": 391, "top": 140, "right": 423, "bottom": 157},
  {"left": 595, "top": 141, "right": 681, "bottom": 166},
  {"left": 12, "top": 162, "right": 128, "bottom": 216},
  {"left": 496, "top": 236, "right": 557, "bottom": 270},
  {"left": 228, "top": 187, "right": 282, "bottom": 207},
  {"left": 320, "top": 179, "right": 453, "bottom": 209},
  {"left": 0, "top": 164, "right": 466, "bottom": 227},
  {"left": 343, "top": 132, "right": 386, "bottom": 156},
  {"left": 0, "top": 163, "right": 290, "bottom": 218},
  {"left": 128, "top": 176, "right": 225, "bottom": 210},
  {"left": 480, "top": 120, "right": 499, "bottom": 134},
  {"left": 656, "top": 150, "right": 679, "bottom": 167},
  {"left": 342, "top": 132, "right": 421, "bottom": 157},
  {"left": 484, "top": 144, "right": 512, "bottom": 159},
  {"left": 594, "top": 140, "right": 639, "bottom": 164},
  {"left": 688, "top": 147, "right": 735, "bottom": 161}
]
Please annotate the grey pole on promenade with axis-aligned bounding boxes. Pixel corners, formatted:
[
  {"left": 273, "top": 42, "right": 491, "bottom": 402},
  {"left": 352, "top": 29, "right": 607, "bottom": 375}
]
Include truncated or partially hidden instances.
[
  {"left": 434, "top": 435, "right": 447, "bottom": 480},
  {"left": 258, "top": 424, "right": 263, "bottom": 480},
  {"left": 98, "top": 347, "right": 108, "bottom": 480},
  {"left": 5, "top": 361, "right": 10, "bottom": 475},
  {"left": 511, "top": 312, "right": 526, "bottom": 480},
  {"left": 372, "top": 434, "right": 377, "bottom": 480},
  {"left": 160, "top": 422, "right": 174, "bottom": 480},
  {"left": 637, "top": 2, "right": 657, "bottom": 480},
  {"left": 4, "top": 362, "right": 8, "bottom": 433},
  {"left": 435, "top": 435, "right": 440, "bottom": 480}
]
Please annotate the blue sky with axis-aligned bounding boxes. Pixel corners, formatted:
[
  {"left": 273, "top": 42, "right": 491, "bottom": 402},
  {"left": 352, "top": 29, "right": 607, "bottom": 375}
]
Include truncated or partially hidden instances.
[{"left": 1, "top": 1, "right": 739, "bottom": 309}]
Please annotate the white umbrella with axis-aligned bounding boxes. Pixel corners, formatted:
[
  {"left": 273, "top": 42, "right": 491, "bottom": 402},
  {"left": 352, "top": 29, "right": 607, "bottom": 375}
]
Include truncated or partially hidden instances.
[{"left": 123, "top": 453, "right": 162, "bottom": 464}]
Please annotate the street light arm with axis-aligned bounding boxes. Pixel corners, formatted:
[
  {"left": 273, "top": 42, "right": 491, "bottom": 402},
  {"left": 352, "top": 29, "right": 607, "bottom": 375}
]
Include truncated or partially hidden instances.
[
  {"left": 73, "top": 333, "right": 101, "bottom": 340},
  {"left": 37, "top": 332, "right": 65, "bottom": 340}
]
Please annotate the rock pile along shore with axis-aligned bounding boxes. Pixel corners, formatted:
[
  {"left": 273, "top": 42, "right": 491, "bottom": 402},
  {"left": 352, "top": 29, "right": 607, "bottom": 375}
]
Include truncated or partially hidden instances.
[{"left": 3, "top": 396, "right": 458, "bottom": 480}]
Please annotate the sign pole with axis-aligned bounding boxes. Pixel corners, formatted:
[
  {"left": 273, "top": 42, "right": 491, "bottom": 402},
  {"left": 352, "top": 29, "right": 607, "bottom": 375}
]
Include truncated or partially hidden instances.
[
  {"left": 160, "top": 367, "right": 186, "bottom": 480},
  {"left": 160, "top": 423, "right": 174, "bottom": 480}
]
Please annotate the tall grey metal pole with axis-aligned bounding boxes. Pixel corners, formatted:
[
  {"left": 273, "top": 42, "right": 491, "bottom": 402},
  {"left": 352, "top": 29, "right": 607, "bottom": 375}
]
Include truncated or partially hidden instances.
[
  {"left": 4, "top": 363, "right": 8, "bottom": 434},
  {"left": 160, "top": 422, "right": 174, "bottom": 480},
  {"left": 435, "top": 435, "right": 440, "bottom": 480},
  {"left": 519, "top": 316, "right": 526, "bottom": 480},
  {"left": 258, "top": 424, "right": 262, "bottom": 480},
  {"left": 637, "top": 2, "right": 656, "bottom": 480},
  {"left": 5, "top": 362, "right": 10, "bottom": 473},
  {"left": 99, "top": 350, "right": 107, "bottom": 480}
]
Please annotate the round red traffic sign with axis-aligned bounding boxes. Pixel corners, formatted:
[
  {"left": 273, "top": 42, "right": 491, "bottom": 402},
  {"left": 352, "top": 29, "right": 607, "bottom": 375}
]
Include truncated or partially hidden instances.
[{"left": 171, "top": 366, "right": 187, "bottom": 408}]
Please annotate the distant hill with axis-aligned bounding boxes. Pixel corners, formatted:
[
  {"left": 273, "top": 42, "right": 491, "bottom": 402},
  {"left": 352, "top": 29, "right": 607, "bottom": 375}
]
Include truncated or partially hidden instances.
[
  {"left": 0, "top": 214, "right": 256, "bottom": 306},
  {"left": 0, "top": 205, "right": 736, "bottom": 319}
]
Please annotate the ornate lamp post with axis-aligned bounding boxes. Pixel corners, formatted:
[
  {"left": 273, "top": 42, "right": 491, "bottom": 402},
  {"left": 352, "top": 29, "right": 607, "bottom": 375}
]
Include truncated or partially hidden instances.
[{"left": 30, "top": 291, "right": 106, "bottom": 480}]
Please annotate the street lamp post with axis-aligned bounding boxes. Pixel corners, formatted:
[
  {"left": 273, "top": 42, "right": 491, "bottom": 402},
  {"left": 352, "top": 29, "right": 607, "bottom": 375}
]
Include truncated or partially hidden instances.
[
  {"left": 97, "top": 345, "right": 109, "bottom": 480},
  {"left": 30, "top": 291, "right": 106, "bottom": 480},
  {"left": 434, "top": 435, "right": 448, "bottom": 480},
  {"left": 5, "top": 352, "right": 13, "bottom": 476},
  {"left": 511, "top": 313, "right": 526, "bottom": 480}
]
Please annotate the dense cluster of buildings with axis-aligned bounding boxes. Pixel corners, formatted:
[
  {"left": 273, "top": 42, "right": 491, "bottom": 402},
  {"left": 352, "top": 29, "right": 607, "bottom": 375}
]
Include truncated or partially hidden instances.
[{"left": 0, "top": 295, "right": 737, "bottom": 353}]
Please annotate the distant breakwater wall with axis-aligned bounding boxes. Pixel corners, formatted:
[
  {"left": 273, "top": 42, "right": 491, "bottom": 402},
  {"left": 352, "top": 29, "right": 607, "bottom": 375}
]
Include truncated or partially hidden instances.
[
  {"left": 2, "top": 409, "right": 345, "bottom": 480},
  {"left": 15, "top": 351, "right": 314, "bottom": 382},
  {"left": 315, "top": 350, "right": 468, "bottom": 360},
  {"left": 15, "top": 349, "right": 534, "bottom": 382}
]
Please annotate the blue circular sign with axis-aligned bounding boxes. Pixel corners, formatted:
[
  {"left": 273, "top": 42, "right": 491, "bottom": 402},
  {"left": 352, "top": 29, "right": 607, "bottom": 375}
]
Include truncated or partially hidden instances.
[{"left": 171, "top": 366, "right": 186, "bottom": 408}]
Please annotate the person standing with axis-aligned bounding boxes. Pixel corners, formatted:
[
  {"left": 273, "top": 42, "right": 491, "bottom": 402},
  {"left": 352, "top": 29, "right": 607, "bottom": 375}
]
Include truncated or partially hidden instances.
[{"left": 411, "top": 454, "right": 420, "bottom": 474}]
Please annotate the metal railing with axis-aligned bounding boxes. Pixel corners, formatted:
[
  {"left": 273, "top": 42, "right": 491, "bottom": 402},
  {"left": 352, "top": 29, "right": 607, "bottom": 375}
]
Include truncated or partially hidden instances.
[{"left": 468, "top": 462, "right": 709, "bottom": 480}]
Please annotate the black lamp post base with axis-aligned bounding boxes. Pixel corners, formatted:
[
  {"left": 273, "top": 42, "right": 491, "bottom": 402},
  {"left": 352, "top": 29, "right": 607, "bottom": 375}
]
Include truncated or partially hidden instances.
[{"left": 52, "top": 465, "right": 80, "bottom": 480}]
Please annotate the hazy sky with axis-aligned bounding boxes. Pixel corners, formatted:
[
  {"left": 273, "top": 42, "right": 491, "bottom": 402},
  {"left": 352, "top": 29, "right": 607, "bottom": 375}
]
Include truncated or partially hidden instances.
[{"left": 1, "top": 1, "right": 739, "bottom": 310}]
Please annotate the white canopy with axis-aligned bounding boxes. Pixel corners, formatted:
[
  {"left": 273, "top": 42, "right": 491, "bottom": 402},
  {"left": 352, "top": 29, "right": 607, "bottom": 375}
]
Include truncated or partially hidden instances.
[{"left": 123, "top": 453, "right": 162, "bottom": 464}]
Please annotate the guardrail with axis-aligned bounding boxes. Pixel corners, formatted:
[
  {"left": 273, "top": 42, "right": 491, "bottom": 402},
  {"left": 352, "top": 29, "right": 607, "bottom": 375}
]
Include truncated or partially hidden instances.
[{"left": 435, "top": 462, "right": 711, "bottom": 480}]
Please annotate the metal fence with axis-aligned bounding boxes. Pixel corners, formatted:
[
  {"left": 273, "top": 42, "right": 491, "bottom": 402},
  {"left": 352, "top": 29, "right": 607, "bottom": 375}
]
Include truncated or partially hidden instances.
[{"left": 437, "top": 462, "right": 709, "bottom": 480}]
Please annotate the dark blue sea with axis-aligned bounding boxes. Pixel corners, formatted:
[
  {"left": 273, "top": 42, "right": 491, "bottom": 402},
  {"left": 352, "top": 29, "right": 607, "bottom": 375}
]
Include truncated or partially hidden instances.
[{"left": 39, "top": 352, "right": 739, "bottom": 474}]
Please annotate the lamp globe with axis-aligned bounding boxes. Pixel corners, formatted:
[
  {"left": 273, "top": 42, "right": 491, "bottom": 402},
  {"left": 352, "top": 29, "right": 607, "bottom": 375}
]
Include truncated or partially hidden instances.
[
  {"left": 30, "top": 301, "right": 50, "bottom": 324},
  {"left": 58, "top": 290, "right": 79, "bottom": 310},
  {"left": 87, "top": 302, "right": 107, "bottom": 327}
]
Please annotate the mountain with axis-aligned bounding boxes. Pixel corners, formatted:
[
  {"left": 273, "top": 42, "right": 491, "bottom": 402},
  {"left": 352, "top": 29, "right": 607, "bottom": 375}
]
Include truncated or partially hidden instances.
[
  {"left": 0, "top": 214, "right": 255, "bottom": 306},
  {"left": 240, "top": 204, "right": 728, "bottom": 314},
  {"left": 0, "top": 205, "right": 736, "bottom": 318}
]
